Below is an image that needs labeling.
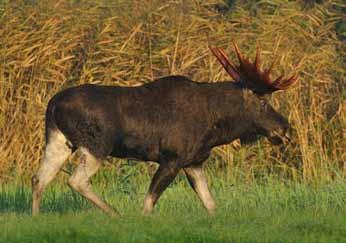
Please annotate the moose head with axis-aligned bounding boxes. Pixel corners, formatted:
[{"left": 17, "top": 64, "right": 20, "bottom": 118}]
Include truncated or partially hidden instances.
[{"left": 210, "top": 42, "right": 298, "bottom": 145}]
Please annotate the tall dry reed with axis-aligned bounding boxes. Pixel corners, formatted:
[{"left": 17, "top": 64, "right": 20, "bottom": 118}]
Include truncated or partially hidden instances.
[{"left": 0, "top": 0, "right": 344, "bottom": 183}]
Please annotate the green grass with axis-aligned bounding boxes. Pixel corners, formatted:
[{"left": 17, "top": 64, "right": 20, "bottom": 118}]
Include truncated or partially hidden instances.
[{"left": 1, "top": 174, "right": 345, "bottom": 243}]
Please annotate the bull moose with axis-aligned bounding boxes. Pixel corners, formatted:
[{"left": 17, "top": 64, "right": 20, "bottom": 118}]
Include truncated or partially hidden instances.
[{"left": 32, "top": 42, "right": 297, "bottom": 216}]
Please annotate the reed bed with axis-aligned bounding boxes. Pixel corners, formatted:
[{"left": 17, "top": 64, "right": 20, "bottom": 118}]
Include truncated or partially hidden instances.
[{"left": 0, "top": 0, "right": 344, "bottom": 184}]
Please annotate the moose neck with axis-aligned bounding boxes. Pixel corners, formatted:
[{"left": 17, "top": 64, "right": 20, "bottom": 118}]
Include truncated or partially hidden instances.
[{"left": 205, "top": 85, "right": 255, "bottom": 148}]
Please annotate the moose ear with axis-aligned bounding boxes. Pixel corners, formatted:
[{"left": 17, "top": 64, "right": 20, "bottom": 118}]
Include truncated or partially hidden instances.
[
  {"left": 242, "top": 89, "right": 256, "bottom": 105},
  {"left": 242, "top": 89, "right": 253, "bottom": 100},
  {"left": 242, "top": 89, "right": 270, "bottom": 101},
  {"left": 242, "top": 89, "right": 272, "bottom": 109},
  {"left": 260, "top": 93, "right": 272, "bottom": 101}
]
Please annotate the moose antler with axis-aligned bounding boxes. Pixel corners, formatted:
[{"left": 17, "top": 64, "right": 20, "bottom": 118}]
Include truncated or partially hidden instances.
[{"left": 209, "top": 42, "right": 298, "bottom": 96}]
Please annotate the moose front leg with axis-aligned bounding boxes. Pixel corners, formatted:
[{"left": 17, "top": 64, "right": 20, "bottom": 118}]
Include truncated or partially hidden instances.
[
  {"left": 184, "top": 165, "right": 216, "bottom": 215},
  {"left": 143, "top": 164, "right": 180, "bottom": 214}
]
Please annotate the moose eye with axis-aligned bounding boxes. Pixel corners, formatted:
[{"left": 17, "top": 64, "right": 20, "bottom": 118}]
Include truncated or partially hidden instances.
[
  {"left": 260, "top": 99, "right": 266, "bottom": 106},
  {"left": 260, "top": 99, "right": 268, "bottom": 110}
]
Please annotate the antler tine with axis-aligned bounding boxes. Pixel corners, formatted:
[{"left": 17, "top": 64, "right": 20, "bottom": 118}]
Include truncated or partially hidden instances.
[
  {"left": 290, "top": 75, "right": 299, "bottom": 87},
  {"left": 266, "top": 57, "right": 276, "bottom": 75},
  {"left": 271, "top": 74, "right": 284, "bottom": 87},
  {"left": 276, "top": 75, "right": 298, "bottom": 90},
  {"left": 232, "top": 41, "right": 243, "bottom": 63},
  {"left": 217, "top": 47, "right": 242, "bottom": 82},
  {"left": 209, "top": 46, "right": 241, "bottom": 82},
  {"left": 217, "top": 48, "right": 236, "bottom": 68},
  {"left": 254, "top": 47, "right": 261, "bottom": 71}
]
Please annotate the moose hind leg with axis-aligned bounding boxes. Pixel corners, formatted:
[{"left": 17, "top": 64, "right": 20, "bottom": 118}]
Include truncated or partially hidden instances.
[
  {"left": 184, "top": 165, "right": 216, "bottom": 215},
  {"left": 32, "top": 129, "right": 72, "bottom": 215},
  {"left": 68, "top": 148, "right": 120, "bottom": 217},
  {"left": 143, "top": 164, "right": 180, "bottom": 214}
]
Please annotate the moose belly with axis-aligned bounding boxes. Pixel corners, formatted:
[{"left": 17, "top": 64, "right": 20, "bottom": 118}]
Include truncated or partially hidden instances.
[{"left": 110, "top": 136, "right": 159, "bottom": 162}]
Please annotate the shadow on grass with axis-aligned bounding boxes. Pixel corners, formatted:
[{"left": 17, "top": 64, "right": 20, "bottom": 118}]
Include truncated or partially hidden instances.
[{"left": 0, "top": 185, "right": 92, "bottom": 214}]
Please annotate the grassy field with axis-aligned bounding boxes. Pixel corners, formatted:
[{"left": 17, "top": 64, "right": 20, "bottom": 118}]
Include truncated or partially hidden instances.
[{"left": 1, "top": 174, "right": 345, "bottom": 243}]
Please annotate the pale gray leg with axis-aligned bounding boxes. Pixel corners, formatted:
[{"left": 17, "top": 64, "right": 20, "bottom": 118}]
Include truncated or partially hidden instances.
[
  {"left": 68, "top": 148, "right": 120, "bottom": 217},
  {"left": 32, "top": 129, "right": 72, "bottom": 215},
  {"left": 184, "top": 165, "right": 216, "bottom": 215}
]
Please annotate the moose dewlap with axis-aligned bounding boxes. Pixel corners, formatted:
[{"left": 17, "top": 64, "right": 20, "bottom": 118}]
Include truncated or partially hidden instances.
[{"left": 32, "top": 43, "right": 297, "bottom": 216}]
